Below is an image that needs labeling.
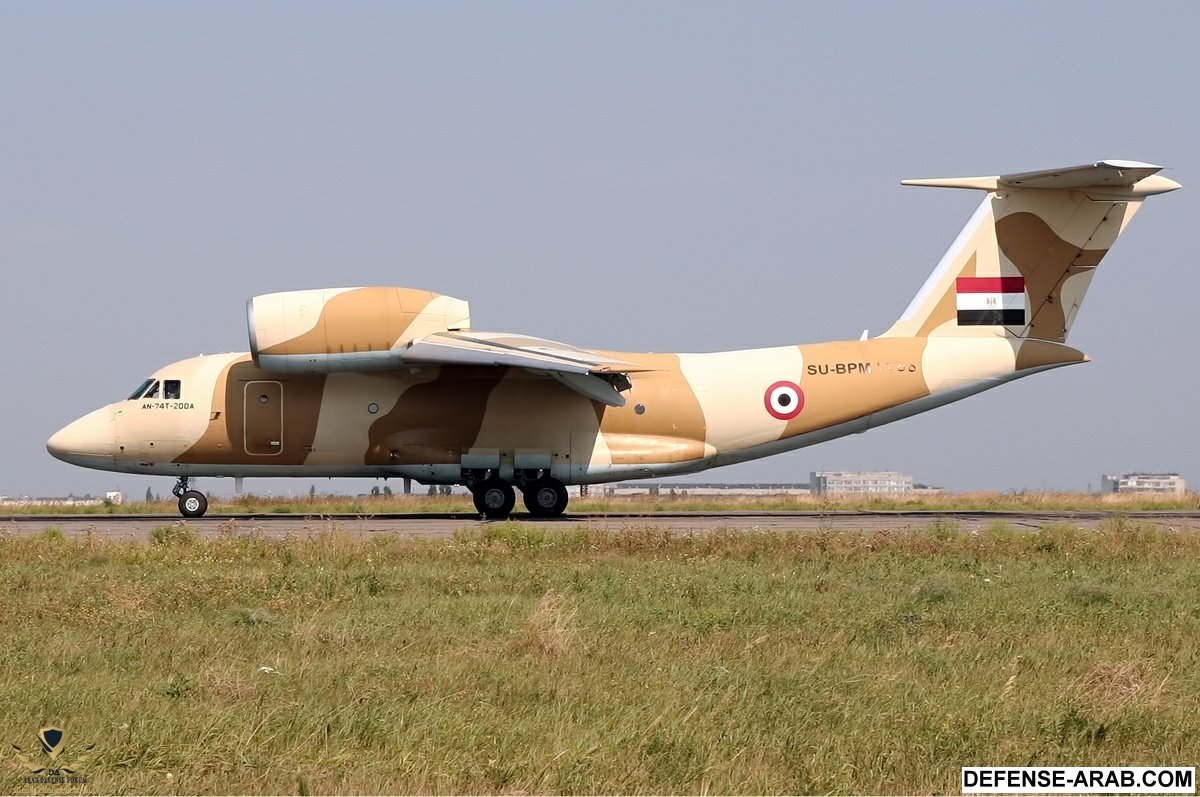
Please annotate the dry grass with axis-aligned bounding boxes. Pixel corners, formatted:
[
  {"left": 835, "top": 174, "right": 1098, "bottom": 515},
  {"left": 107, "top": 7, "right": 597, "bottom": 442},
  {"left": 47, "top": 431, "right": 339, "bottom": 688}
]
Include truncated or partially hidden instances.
[
  {"left": 2, "top": 521, "right": 1199, "bottom": 793},
  {"left": 1070, "top": 660, "right": 1168, "bottom": 715},
  {"left": 513, "top": 589, "right": 579, "bottom": 658}
]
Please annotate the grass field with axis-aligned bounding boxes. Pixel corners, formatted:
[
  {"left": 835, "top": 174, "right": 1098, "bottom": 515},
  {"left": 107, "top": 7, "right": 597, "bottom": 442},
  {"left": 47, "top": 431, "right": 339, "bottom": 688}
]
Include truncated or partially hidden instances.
[
  {"left": 4, "top": 488, "right": 1197, "bottom": 516},
  {"left": 3, "top": 520, "right": 1199, "bottom": 794}
]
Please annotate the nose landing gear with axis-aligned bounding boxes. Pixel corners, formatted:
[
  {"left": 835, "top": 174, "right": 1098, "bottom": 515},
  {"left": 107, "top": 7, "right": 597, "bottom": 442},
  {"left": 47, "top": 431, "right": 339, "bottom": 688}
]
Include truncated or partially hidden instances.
[{"left": 172, "top": 477, "right": 208, "bottom": 518}]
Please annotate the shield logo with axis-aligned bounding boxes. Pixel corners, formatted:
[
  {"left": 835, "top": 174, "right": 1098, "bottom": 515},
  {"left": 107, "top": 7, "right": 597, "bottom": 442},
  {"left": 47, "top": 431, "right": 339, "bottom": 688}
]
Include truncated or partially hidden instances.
[{"left": 38, "top": 727, "right": 65, "bottom": 760}]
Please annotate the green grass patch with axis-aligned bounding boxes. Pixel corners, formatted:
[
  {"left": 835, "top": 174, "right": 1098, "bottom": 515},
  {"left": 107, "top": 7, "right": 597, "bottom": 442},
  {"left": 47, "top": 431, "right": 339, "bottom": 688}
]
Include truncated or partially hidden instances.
[
  {"left": 0, "top": 523, "right": 1198, "bottom": 793},
  {"left": 148, "top": 523, "right": 195, "bottom": 546}
]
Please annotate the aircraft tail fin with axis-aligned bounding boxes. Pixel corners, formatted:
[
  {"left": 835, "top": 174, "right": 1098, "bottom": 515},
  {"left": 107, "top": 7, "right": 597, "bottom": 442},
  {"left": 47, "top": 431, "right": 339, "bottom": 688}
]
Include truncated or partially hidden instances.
[{"left": 881, "top": 160, "right": 1180, "bottom": 341}]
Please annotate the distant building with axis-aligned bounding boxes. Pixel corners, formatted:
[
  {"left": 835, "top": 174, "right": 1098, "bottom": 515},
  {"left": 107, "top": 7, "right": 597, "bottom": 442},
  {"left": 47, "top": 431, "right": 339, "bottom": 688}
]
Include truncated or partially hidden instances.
[
  {"left": 605, "top": 482, "right": 810, "bottom": 496},
  {"left": 1101, "top": 473, "right": 1186, "bottom": 495},
  {"left": 0, "top": 491, "right": 125, "bottom": 507},
  {"left": 810, "top": 471, "right": 914, "bottom": 496}
]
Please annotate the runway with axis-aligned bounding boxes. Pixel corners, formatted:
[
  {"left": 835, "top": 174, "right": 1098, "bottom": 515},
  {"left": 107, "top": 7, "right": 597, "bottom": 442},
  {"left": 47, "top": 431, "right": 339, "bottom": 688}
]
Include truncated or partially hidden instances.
[{"left": 4, "top": 510, "right": 1200, "bottom": 540}]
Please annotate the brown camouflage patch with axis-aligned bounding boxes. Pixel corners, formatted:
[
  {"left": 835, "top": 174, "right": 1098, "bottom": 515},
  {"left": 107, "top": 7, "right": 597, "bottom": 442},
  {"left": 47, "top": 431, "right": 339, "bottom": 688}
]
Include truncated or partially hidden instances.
[
  {"left": 176, "top": 358, "right": 327, "bottom": 466},
  {"left": 258, "top": 287, "right": 442, "bottom": 356},
  {"left": 367, "top": 366, "right": 507, "bottom": 466},
  {"left": 1013, "top": 339, "right": 1088, "bottom": 371},
  {"left": 597, "top": 353, "right": 707, "bottom": 464},
  {"left": 786, "top": 339, "right": 930, "bottom": 437},
  {"left": 995, "top": 212, "right": 1108, "bottom": 343}
]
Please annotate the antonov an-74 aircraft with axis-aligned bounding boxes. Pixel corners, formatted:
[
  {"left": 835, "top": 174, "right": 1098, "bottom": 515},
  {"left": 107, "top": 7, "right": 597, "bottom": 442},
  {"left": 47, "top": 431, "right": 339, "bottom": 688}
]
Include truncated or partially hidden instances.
[{"left": 48, "top": 160, "right": 1179, "bottom": 518}]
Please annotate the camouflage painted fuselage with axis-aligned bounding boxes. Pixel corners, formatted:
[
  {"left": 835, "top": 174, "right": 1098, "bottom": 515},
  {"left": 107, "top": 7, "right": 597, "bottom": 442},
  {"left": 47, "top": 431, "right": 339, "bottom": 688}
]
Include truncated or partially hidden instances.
[{"left": 96, "top": 334, "right": 1082, "bottom": 483}]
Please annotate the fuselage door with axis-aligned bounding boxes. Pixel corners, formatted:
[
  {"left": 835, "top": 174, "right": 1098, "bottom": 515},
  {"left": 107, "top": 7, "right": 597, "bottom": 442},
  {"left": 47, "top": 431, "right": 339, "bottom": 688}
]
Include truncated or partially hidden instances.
[{"left": 244, "top": 380, "right": 283, "bottom": 455}]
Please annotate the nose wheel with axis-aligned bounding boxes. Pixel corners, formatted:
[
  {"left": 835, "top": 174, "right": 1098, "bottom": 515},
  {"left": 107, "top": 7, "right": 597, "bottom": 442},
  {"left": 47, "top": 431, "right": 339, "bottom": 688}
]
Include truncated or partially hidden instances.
[{"left": 172, "top": 477, "right": 208, "bottom": 518}]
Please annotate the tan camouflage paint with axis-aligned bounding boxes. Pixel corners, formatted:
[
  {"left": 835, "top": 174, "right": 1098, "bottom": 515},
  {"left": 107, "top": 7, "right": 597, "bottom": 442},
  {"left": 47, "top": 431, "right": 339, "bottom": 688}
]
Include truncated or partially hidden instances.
[
  {"left": 885, "top": 186, "right": 1140, "bottom": 342},
  {"left": 174, "top": 357, "right": 328, "bottom": 467},
  {"left": 253, "top": 287, "right": 470, "bottom": 357},
  {"left": 916, "top": 253, "right": 980, "bottom": 337},
  {"left": 47, "top": 162, "right": 1179, "bottom": 491}
]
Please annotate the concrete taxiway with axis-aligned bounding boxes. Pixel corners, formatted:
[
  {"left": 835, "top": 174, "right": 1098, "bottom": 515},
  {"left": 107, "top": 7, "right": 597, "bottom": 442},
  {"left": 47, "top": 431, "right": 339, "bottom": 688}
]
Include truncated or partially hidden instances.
[{"left": 4, "top": 510, "right": 1200, "bottom": 540}]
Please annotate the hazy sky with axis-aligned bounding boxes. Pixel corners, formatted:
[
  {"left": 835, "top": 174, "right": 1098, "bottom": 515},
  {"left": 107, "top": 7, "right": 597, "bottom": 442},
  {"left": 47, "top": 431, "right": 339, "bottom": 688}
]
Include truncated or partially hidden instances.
[{"left": 4, "top": 2, "right": 1197, "bottom": 498}]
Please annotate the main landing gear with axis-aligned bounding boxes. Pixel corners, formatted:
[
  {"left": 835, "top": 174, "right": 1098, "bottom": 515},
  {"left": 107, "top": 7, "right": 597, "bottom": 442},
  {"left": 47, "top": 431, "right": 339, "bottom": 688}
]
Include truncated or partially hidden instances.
[
  {"left": 522, "top": 477, "right": 569, "bottom": 518},
  {"left": 468, "top": 473, "right": 571, "bottom": 519},
  {"left": 172, "top": 476, "right": 208, "bottom": 518},
  {"left": 472, "top": 477, "right": 516, "bottom": 518}
]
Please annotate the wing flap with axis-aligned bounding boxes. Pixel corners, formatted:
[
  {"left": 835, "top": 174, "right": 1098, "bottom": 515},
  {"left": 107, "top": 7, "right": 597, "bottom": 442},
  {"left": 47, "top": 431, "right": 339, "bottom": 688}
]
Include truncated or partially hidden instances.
[{"left": 403, "top": 330, "right": 650, "bottom": 407}]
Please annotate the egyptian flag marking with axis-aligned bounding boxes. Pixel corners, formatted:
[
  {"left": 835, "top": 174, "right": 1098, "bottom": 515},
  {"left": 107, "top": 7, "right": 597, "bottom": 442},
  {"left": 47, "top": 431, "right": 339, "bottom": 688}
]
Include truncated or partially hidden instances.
[{"left": 956, "top": 276, "right": 1026, "bottom": 325}]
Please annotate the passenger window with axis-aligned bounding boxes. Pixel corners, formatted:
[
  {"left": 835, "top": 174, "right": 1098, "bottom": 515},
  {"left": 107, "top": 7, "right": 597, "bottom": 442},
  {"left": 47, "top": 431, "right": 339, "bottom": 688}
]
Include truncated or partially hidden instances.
[
  {"left": 164, "top": 380, "right": 181, "bottom": 400},
  {"left": 144, "top": 380, "right": 161, "bottom": 399}
]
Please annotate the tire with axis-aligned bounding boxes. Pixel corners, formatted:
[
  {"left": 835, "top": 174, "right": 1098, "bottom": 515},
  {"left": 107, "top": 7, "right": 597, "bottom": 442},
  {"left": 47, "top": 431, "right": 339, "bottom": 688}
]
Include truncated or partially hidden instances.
[
  {"left": 522, "top": 477, "right": 569, "bottom": 517},
  {"left": 178, "top": 490, "right": 208, "bottom": 518},
  {"left": 473, "top": 478, "right": 515, "bottom": 519}
]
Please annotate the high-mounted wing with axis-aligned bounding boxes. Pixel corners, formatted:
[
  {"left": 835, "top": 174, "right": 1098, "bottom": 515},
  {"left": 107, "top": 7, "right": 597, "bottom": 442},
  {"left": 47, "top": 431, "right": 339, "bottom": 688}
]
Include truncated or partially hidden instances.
[
  {"left": 405, "top": 331, "right": 651, "bottom": 407},
  {"left": 247, "top": 287, "right": 650, "bottom": 407}
]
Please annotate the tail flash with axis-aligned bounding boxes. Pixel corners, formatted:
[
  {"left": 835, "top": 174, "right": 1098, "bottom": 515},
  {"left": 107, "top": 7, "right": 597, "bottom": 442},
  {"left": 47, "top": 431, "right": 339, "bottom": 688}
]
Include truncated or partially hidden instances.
[{"left": 882, "top": 160, "right": 1180, "bottom": 342}]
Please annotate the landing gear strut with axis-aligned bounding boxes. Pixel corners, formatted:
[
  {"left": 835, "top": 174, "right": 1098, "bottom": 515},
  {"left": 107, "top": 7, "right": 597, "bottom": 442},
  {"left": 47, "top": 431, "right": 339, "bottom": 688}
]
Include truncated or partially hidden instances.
[{"left": 172, "top": 477, "right": 208, "bottom": 518}]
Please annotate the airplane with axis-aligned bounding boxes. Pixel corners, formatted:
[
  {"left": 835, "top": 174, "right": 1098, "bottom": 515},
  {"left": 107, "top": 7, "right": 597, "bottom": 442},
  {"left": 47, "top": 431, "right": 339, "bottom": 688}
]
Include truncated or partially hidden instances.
[{"left": 47, "top": 160, "right": 1180, "bottom": 519}]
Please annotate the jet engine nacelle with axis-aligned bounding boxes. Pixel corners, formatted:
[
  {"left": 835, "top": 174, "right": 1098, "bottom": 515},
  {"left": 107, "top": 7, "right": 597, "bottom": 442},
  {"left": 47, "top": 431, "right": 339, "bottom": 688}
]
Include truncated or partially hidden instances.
[{"left": 248, "top": 287, "right": 471, "bottom": 374}]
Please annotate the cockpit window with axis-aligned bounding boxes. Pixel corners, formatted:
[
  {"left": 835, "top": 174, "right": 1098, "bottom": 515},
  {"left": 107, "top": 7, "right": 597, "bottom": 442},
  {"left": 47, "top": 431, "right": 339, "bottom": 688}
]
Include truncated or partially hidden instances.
[
  {"left": 127, "top": 378, "right": 154, "bottom": 400},
  {"left": 144, "top": 380, "right": 161, "bottom": 399},
  {"left": 164, "top": 380, "right": 181, "bottom": 399}
]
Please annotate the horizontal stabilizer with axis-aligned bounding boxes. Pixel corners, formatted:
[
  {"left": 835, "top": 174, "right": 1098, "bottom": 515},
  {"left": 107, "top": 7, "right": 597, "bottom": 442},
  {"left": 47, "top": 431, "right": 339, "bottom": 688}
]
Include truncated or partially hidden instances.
[{"left": 902, "top": 160, "right": 1181, "bottom": 197}]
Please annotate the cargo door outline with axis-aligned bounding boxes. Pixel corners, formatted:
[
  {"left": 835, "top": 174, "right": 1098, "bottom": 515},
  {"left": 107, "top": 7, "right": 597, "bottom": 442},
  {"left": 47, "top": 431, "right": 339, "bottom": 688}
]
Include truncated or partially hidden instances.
[{"left": 244, "top": 381, "right": 283, "bottom": 455}]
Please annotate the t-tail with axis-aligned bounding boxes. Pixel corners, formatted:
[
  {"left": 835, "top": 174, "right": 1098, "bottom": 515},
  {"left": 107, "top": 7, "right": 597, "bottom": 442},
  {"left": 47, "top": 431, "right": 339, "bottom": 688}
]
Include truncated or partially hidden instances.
[{"left": 882, "top": 160, "right": 1180, "bottom": 344}]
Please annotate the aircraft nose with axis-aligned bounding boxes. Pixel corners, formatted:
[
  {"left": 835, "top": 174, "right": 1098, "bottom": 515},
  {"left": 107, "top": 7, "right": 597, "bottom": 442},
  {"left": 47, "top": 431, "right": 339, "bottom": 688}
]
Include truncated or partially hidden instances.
[{"left": 47, "top": 407, "right": 118, "bottom": 465}]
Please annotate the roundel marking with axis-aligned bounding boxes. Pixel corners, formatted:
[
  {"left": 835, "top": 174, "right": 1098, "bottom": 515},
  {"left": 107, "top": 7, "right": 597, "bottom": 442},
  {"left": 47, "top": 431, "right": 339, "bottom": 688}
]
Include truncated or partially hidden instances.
[{"left": 764, "top": 380, "right": 804, "bottom": 420}]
